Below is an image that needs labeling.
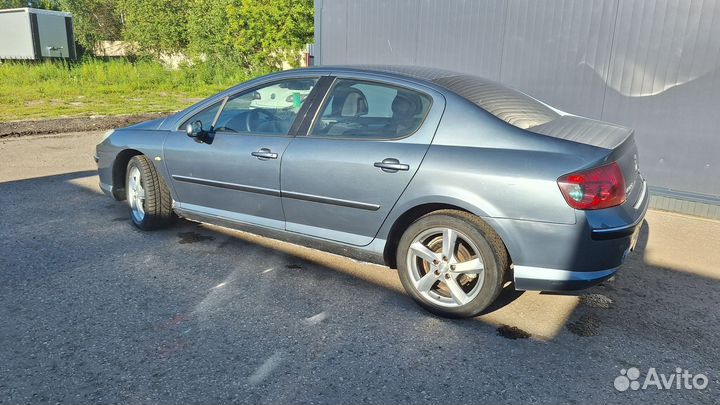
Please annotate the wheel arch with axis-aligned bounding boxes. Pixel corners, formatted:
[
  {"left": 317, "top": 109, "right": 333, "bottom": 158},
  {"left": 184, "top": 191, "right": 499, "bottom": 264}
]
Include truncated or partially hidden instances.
[
  {"left": 111, "top": 149, "right": 143, "bottom": 200},
  {"left": 382, "top": 201, "right": 513, "bottom": 269}
]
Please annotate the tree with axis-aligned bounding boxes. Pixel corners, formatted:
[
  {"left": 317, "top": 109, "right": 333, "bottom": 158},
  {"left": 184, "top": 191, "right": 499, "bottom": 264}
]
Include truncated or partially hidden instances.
[
  {"left": 227, "top": 0, "right": 314, "bottom": 71},
  {"left": 58, "top": 0, "right": 122, "bottom": 51},
  {"left": 117, "top": 0, "right": 188, "bottom": 57},
  {"left": 1, "top": 0, "right": 58, "bottom": 8},
  {"left": 27, "top": 0, "right": 315, "bottom": 71},
  {"left": 186, "top": 0, "right": 239, "bottom": 63}
]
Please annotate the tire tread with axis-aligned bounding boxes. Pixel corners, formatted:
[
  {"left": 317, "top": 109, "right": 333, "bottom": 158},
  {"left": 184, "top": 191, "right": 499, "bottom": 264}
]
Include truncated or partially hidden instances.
[{"left": 127, "top": 155, "right": 174, "bottom": 230}]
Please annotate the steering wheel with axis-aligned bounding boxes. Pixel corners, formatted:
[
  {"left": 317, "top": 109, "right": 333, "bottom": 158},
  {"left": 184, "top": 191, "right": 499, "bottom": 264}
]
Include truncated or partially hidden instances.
[
  {"left": 245, "top": 108, "right": 279, "bottom": 132},
  {"left": 212, "top": 126, "right": 238, "bottom": 133}
]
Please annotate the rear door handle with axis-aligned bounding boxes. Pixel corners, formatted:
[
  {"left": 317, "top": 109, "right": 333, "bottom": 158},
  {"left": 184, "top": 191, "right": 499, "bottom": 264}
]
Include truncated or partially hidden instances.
[
  {"left": 374, "top": 158, "right": 409, "bottom": 173},
  {"left": 251, "top": 148, "right": 278, "bottom": 160}
]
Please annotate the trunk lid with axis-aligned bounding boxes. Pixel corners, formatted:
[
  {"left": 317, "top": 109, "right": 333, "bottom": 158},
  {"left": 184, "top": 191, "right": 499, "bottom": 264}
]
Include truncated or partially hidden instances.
[
  {"left": 530, "top": 115, "right": 642, "bottom": 205},
  {"left": 528, "top": 115, "right": 631, "bottom": 150}
]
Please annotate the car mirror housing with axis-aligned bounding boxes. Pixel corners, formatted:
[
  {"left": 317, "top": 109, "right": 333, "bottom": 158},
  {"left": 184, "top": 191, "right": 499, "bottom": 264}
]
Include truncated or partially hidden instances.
[
  {"left": 185, "top": 122, "right": 196, "bottom": 137},
  {"left": 186, "top": 120, "right": 213, "bottom": 144}
]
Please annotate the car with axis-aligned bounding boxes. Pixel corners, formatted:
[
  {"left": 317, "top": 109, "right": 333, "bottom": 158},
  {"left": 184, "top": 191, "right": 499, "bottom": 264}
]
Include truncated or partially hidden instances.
[{"left": 95, "top": 65, "right": 648, "bottom": 318}]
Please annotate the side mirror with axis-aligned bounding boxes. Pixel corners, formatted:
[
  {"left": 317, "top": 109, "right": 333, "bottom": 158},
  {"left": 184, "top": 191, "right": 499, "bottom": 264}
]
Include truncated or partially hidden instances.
[
  {"left": 186, "top": 120, "right": 202, "bottom": 137},
  {"left": 185, "top": 120, "right": 213, "bottom": 143}
]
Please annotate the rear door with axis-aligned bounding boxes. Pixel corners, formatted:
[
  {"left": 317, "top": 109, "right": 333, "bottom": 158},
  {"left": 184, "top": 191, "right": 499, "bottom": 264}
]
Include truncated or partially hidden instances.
[{"left": 280, "top": 75, "right": 445, "bottom": 246}]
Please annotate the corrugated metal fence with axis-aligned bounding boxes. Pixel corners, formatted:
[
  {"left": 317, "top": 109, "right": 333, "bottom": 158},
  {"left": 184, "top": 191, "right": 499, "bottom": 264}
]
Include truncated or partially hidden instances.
[{"left": 315, "top": 0, "right": 720, "bottom": 219}]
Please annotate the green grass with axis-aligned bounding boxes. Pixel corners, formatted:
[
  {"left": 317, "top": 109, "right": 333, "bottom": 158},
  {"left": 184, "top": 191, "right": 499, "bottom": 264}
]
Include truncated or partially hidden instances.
[{"left": 0, "top": 59, "right": 260, "bottom": 122}]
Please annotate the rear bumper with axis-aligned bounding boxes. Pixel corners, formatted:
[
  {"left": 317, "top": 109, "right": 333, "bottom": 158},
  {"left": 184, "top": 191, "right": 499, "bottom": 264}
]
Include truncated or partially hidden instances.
[
  {"left": 513, "top": 265, "right": 618, "bottom": 291},
  {"left": 492, "top": 180, "right": 648, "bottom": 292},
  {"left": 512, "top": 219, "right": 641, "bottom": 291},
  {"left": 590, "top": 180, "right": 647, "bottom": 240}
]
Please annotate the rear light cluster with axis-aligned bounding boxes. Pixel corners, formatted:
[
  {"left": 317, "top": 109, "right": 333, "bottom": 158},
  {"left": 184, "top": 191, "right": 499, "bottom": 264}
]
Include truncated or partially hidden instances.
[{"left": 557, "top": 162, "right": 626, "bottom": 210}]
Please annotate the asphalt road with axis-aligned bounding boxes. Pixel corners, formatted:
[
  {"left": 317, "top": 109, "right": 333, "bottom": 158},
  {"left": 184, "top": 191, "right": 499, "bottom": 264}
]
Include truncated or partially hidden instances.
[{"left": 1, "top": 131, "right": 719, "bottom": 404}]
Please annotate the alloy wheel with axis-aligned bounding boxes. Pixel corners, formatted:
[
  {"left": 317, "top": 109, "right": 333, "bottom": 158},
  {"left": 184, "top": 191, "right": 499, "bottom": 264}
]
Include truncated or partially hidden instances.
[
  {"left": 406, "top": 227, "right": 486, "bottom": 308},
  {"left": 127, "top": 166, "right": 146, "bottom": 223}
]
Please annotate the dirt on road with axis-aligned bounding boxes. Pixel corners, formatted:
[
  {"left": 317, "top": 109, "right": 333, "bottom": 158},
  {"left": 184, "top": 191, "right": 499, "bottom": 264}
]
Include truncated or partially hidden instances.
[{"left": 0, "top": 113, "right": 170, "bottom": 138}]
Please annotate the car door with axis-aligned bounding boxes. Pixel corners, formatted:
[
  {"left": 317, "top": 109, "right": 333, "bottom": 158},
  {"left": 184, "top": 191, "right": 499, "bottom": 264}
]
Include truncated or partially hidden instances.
[
  {"left": 280, "top": 75, "right": 445, "bottom": 246},
  {"left": 163, "top": 77, "right": 320, "bottom": 229}
]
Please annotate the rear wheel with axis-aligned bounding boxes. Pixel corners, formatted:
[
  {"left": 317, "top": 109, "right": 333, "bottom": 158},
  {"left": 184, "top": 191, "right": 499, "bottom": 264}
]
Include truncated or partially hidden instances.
[
  {"left": 126, "top": 155, "right": 175, "bottom": 230},
  {"left": 396, "top": 210, "right": 509, "bottom": 318}
]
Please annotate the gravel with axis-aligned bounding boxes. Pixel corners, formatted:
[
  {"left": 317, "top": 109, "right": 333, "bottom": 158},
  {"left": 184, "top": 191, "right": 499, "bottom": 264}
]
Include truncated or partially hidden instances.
[{"left": 0, "top": 114, "right": 169, "bottom": 138}]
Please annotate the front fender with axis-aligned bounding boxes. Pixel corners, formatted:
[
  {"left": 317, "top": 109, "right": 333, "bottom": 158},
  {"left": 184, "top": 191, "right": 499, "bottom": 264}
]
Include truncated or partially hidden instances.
[{"left": 96, "top": 129, "right": 172, "bottom": 200}]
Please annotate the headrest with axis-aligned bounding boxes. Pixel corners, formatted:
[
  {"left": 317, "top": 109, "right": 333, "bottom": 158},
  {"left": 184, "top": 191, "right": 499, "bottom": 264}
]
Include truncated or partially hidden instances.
[
  {"left": 391, "top": 91, "right": 423, "bottom": 120},
  {"left": 331, "top": 87, "right": 369, "bottom": 117}
]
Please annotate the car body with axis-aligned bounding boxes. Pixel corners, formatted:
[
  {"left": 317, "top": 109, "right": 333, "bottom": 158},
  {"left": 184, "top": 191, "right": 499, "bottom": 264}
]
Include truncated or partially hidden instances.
[{"left": 95, "top": 65, "right": 648, "bottom": 317}]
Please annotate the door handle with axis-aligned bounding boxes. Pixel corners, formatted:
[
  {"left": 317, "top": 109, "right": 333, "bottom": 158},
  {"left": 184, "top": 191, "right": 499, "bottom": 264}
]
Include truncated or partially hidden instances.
[
  {"left": 374, "top": 158, "right": 409, "bottom": 173},
  {"left": 251, "top": 148, "right": 278, "bottom": 160}
]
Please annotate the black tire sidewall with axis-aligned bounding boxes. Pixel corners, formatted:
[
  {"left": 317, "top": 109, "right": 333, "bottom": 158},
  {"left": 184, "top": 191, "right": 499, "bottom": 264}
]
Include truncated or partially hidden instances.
[
  {"left": 125, "top": 155, "right": 174, "bottom": 231},
  {"left": 396, "top": 213, "right": 505, "bottom": 318}
]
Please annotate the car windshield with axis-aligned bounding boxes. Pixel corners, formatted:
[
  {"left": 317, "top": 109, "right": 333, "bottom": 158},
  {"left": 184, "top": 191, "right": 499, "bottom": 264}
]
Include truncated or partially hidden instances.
[{"left": 433, "top": 75, "right": 560, "bottom": 130}]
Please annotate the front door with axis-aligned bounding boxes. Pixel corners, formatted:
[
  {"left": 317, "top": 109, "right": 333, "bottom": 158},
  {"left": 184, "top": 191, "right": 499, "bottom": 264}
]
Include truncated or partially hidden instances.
[
  {"left": 281, "top": 77, "right": 445, "bottom": 246},
  {"left": 163, "top": 77, "right": 319, "bottom": 229}
]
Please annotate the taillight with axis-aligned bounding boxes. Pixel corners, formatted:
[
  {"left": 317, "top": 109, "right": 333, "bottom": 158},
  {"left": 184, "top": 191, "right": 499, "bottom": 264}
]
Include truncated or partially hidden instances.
[{"left": 557, "top": 162, "right": 626, "bottom": 210}]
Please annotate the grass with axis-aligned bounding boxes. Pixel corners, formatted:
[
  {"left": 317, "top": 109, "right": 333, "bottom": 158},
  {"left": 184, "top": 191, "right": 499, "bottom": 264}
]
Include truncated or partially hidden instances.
[{"left": 0, "top": 59, "right": 261, "bottom": 122}]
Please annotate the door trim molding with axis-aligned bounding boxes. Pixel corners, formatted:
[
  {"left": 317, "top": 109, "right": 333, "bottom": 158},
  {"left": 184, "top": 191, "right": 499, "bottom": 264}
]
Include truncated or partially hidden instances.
[
  {"left": 172, "top": 174, "right": 380, "bottom": 211},
  {"left": 172, "top": 175, "right": 281, "bottom": 197},
  {"left": 282, "top": 190, "right": 381, "bottom": 211}
]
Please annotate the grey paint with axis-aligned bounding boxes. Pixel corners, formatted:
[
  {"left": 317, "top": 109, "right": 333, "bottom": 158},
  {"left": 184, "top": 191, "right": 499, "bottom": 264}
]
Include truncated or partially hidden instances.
[
  {"left": 281, "top": 71, "right": 446, "bottom": 246},
  {"left": 0, "top": 8, "right": 75, "bottom": 60},
  {"left": 501, "top": 0, "right": 618, "bottom": 119},
  {"left": 0, "top": 10, "right": 34, "bottom": 59},
  {"left": 96, "top": 66, "right": 648, "bottom": 293},
  {"left": 315, "top": 0, "right": 720, "bottom": 209},
  {"left": 164, "top": 132, "right": 294, "bottom": 230},
  {"left": 36, "top": 12, "right": 71, "bottom": 58},
  {"left": 416, "top": 0, "right": 506, "bottom": 79},
  {"left": 345, "top": 0, "right": 420, "bottom": 65}
]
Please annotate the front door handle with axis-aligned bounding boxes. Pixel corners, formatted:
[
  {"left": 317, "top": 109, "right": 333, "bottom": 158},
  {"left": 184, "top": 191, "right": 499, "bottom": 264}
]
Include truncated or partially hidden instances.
[
  {"left": 374, "top": 158, "right": 409, "bottom": 173},
  {"left": 251, "top": 148, "right": 278, "bottom": 160}
]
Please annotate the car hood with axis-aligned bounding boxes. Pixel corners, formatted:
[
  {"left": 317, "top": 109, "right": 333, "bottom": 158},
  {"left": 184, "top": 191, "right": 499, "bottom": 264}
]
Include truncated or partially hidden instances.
[{"left": 124, "top": 117, "right": 168, "bottom": 131}]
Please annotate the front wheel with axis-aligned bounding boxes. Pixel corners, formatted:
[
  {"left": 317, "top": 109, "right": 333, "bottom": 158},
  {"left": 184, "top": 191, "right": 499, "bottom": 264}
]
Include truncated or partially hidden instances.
[
  {"left": 126, "top": 155, "right": 175, "bottom": 231},
  {"left": 396, "top": 210, "right": 509, "bottom": 318}
]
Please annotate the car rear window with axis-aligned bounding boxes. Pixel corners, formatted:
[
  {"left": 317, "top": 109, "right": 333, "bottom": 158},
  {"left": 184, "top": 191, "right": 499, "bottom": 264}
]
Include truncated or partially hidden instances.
[{"left": 433, "top": 75, "right": 559, "bottom": 130}]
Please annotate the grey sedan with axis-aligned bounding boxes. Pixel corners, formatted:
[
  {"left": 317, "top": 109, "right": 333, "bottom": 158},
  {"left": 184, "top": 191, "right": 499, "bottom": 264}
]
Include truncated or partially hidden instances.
[{"left": 95, "top": 66, "right": 648, "bottom": 318}]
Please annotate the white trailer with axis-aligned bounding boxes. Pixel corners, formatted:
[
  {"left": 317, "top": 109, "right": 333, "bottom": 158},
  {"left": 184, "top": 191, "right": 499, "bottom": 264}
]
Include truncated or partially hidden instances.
[{"left": 0, "top": 8, "right": 76, "bottom": 60}]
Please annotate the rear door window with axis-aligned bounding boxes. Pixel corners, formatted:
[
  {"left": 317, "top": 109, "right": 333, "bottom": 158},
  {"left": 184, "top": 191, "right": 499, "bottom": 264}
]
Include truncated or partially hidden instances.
[{"left": 310, "top": 79, "right": 432, "bottom": 139}]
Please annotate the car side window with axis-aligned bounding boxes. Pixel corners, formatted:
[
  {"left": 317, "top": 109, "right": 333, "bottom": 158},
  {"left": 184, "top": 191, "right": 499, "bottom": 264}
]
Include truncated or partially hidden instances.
[
  {"left": 212, "top": 78, "right": 318, "bottom": 135},
  {"left": 310, "top": 79, "right": 432, "bottom": 139},
  {"left": 181, "top": 101, "right": 222, "bottom": 133}
]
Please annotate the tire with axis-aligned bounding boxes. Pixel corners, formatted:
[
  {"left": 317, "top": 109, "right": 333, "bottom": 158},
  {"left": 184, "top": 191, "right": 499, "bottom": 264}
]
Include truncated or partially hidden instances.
[
  {"left": 126, "top": 155, "right": 175, "bottom": 231},
  {"left": 396, "top": 210, "right": 509, "bottom": 318}
]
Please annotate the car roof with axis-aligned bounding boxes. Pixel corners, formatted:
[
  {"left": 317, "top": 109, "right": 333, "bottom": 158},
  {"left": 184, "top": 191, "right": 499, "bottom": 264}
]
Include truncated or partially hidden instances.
[
  {"left": 300, "top": 64, "right": 469, "bottom": 87},
  {"left": 301, "top": 65, "right": 560, "bottom": 130}
]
